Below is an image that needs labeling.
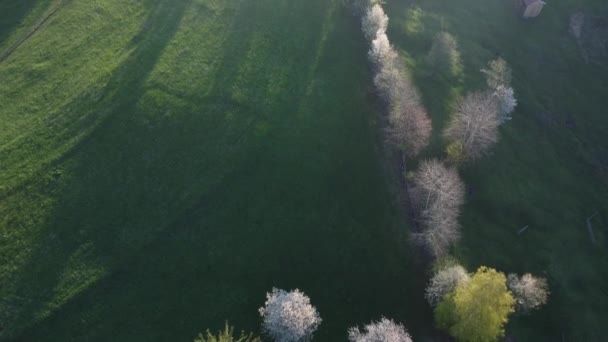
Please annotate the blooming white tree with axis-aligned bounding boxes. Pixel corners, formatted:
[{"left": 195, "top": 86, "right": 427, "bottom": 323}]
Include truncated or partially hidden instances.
[
  {"left": 361, "top": 1, "right": 432, "bottom": 157},
  {"left": 348, "top": 317, "right": 413, "bottom": 342},
  {"left": 410, "top": 160, "right": 465, "bottom": 257},
  {"left": 425, "top": 265, "right": 469, "bottom": 306},
  {"left": 507, "top": 274, "right": 549, "bottom": 312},
  {"left": 259, "top": 288, "right": 321, "bottom": 342},
  {"left": 362, "top": 5, "right": 388, "bottom": 41},
  {"left": 493, "top": 85, "right": 517, "bottom": 123},
  {"left": 368, "top": 32, "right": 397, "bottom": 70}
]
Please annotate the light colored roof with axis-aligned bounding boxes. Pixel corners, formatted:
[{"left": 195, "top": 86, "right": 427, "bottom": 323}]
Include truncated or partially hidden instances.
[{"left": 524, "top": 0, "right": 545, "bottom": 5}]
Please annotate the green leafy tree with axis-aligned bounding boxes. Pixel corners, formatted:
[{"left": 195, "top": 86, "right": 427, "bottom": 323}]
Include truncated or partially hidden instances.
[
  {"left": 194, "top": 322, "right": 261, "bottom": 342},
  {"left": 435, "top": 266, "right": 515, "bottom": 342}
]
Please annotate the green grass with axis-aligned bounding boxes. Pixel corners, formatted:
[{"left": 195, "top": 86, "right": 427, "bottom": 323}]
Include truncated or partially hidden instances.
[
  {"left": 0, "top": 0, "right": 430, "bottom": 340},
  {"left": 1, "top": 0, "right": 607, "bottom": 341},
  {"left": 386, "top": 0, "right": 608, "bottom": 340}
]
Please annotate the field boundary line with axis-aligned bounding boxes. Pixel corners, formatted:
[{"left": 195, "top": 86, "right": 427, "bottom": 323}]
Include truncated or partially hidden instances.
[{"left": 0, "top": 0, "right": 69, "bottom": 63}]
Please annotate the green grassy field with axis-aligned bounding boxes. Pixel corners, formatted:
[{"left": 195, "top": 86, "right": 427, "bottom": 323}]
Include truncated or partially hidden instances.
[
  {"left": 0, "top": 0, "right": 607, "bottom": 341},
  {"left": 0, "top": 0, "right": 431, "bottom": 340}
]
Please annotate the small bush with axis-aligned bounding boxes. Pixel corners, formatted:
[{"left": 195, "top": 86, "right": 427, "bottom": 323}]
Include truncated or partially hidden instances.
[{"left": 194, "top": 322, "right": 261, "bottom": 342}]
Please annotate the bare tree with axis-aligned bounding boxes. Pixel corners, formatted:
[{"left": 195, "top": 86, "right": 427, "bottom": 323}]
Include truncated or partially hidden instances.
[
  {"left": 507, "top": 274, "right": 549, "bottom": 312},
  {"left": 427, "top": 32, "right": 461, "bottom": 77},
  {"left": 410, "top": 160, "right": 465, "bottom": 257},
  {"left": 259, "top": 288, "right": 322, "bottom": 342},
  {"left": 444, "top": 91, "right": 500, "bottom": 162},
  {"left": 425, "top": 265, "right": 469, "bottom": 306},
  {"left": 362, "top": 4, "right": 388, "bottom": 41},
  {"left": 348, "top": 317, "right": 413, "bottom": 342}
]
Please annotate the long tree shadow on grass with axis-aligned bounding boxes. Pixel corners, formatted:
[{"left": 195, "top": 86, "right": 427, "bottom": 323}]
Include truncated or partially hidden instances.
[
  {"left": 12, "top": 1, "right": 436, "bottom": 341},
  {"left": 2, "top": 0, "right": 192, "bottom": 337}
]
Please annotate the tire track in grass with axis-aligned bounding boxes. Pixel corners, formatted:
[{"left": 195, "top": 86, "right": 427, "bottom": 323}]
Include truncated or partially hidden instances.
[{"left": 0, "top": 0, "right": 69, "bottom": 63}]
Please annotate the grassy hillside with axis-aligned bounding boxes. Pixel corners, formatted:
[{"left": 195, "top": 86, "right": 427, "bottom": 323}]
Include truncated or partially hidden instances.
[
  {"left": 1, "top": 0, "right": 607, "bottom": 341},
  {"left": 385, "top": 0, "right": 608, "bottom": 340},
  {"left": 0, "top": 0, "right": 430, "bottom": 340}
]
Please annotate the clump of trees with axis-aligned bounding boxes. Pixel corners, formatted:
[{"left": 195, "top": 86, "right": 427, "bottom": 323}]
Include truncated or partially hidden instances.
[
  {"left": 427, "top": 32, "right": 461, "bottom": 77},
  {"left": 507, "top": 273, "right": 550, "bottom": 313},
  {"left": 435, "top": 267, "right": 515, "bottom": 342},
  {"left": 444, "top": 91, "right": 500, "bottom": 162},
  {"left": 410, "top": 160, "right": 465, "bottom": 257},
  {"left": 348, "top": 317, "right": 413, "bottom": 342},
  {"left": 258, "top": 288, "right": 322, "bottom": 342},
  {"left": 194, "top": 322, "right": 261, "bottom": 342},
  {"left": 428, "top": 264, "right": 550, "bottom": 341},
  {"left": 443, "top": 58, "right": 518, "bottom": 163},
  {"left": 482, "top": 57, "right": 517, "bottom": 123}
]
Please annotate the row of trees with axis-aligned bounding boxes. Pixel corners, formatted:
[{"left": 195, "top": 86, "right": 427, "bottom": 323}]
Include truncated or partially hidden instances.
[
  {"left": 408, "top": 56, "right": 519, "bottom": 256},
  {"left": 195, "top": 288, "right": 413, "bottom": 342},
  {"left": 195, "top": 269, "right": 548, "bottom": 342},
  {"left": 362, "top": 2, "right": 432, "bottom": 157},
  {"left": 426, "top": 264, "right": 549, "bottom": 341}
]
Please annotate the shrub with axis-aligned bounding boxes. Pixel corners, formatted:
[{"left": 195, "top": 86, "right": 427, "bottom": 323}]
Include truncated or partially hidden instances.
[
  {"left": 348, "top": 317, "right": 413, "bottom": 342},
  {"left": 194, "top": 322, "right": 261, "bottom": 342}
]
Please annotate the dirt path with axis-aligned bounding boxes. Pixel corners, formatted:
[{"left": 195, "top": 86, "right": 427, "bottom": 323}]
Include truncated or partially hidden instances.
[{"left": 0, "top": 0, "right": 69, "bottom": 63}]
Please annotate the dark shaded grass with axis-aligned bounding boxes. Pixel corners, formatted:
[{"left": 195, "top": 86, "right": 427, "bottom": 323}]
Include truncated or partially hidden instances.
[{"left": 386, "top": 0, "right": 608, "bottom": 340}]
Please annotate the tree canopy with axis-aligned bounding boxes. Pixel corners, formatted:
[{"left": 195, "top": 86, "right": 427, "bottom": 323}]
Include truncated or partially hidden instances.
[{"left": 435, "top": 266, "right": 515, "bottom": 342}]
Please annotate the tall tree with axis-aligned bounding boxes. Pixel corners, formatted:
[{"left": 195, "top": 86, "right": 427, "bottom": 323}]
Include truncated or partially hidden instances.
[
  {"left": 444, "top": 91, "right": 499, "bottom": 162},
  {"left": 435, "top": 267, "right": 515, "bottom": 342},
  {"left": 410, "top": 160, "right": 465, "bottom": 257},
  {"left": 259, "top": 288, "right": 321, "bottom": 342}
]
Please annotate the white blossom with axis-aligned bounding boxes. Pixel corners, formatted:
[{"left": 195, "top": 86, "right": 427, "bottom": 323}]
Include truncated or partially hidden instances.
[
  {"left": 493, "top": 85, "right": 517, "bottom": 123},
  {"left": 348, "top": 317, "right": 413, "bottom": 342},
  {"left": 259, "top": 288, "right": 321, "bottom": 342},
  {"left": 368, "top": 32, "right": 397, "bottom": 69},
  {"left": 507, "top": 274, "right": 549, "bottom": 312},
  {"left": 362, "top": 5, "right": 388, "bottom": 41},
  {"left": 425, "top": 265, "right": 469, "bottom": 306}
]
